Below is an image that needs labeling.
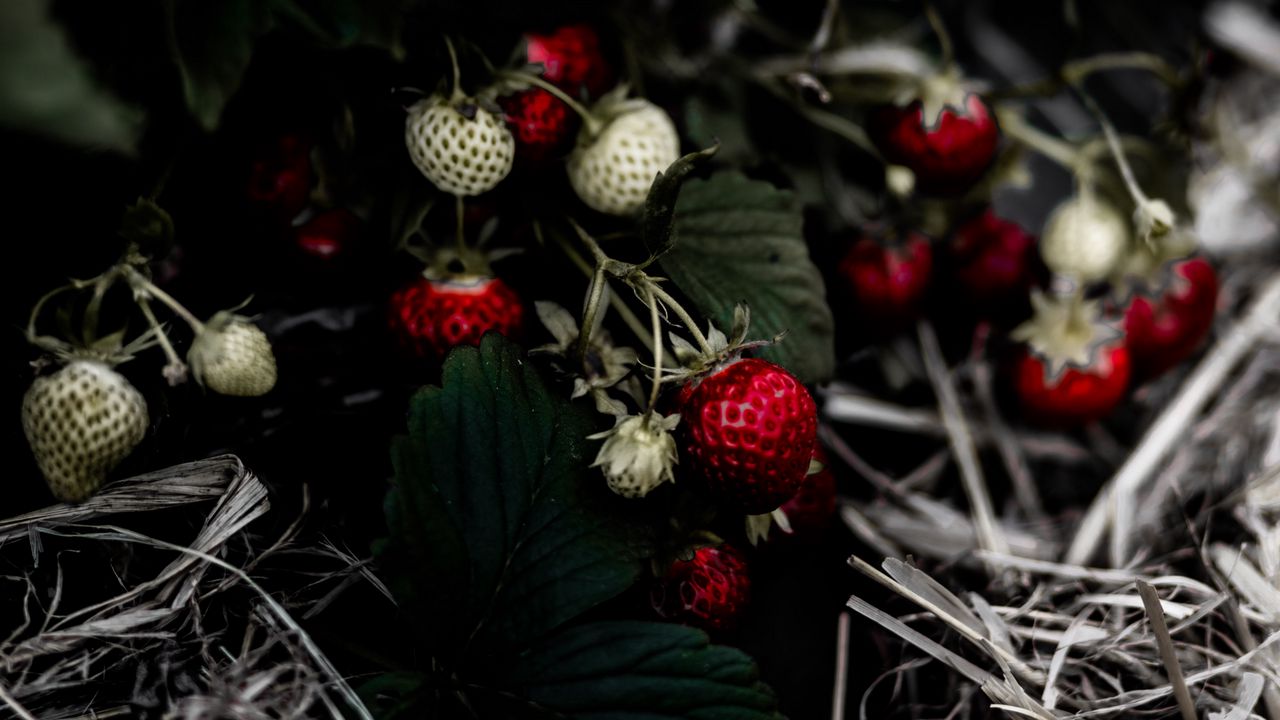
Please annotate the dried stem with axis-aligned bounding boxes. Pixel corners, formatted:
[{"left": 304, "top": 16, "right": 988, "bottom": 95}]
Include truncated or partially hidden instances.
[{"left": 917, "top": 321, "right": 1010, "bottom": 559}]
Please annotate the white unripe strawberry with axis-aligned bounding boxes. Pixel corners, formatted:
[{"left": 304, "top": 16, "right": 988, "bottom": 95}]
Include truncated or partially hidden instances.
[
  {"left": 22, "top": 360, "right": 148, "bottom": 502},
  {"left": 406, "top": 94, "right": 515, "bottom": 196},
  {"left": 568, "top": 97, "right": 680, "bottom": 216},
  {"left": 188, "top": 313, "right": 277, "bottom": 397},
  {"left": 1040, "top": 192, "right": 1130, "bottom": 282}
]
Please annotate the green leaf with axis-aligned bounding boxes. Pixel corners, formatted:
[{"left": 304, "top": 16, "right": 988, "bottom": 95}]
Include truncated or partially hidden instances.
[
  {"left": 168, "top": 0, "right": 276, "bottom": 131},
  {"left": 0, "top": 0, "right": 142, "bottom": 153},
  {"left": 504, "top": 621, "right": 782, "bottom": 719},
  {"left": 382, "top": 334, "right": 652, "bottom": 665},
  {"left": 274, "top": 0, "right": 410, "bottom": 58},
  {"left": 661, "top": 172, "right": 835, "bottom": 384},
  {"left": 641, "top": 144, "right": 718, "bottom": 263}
]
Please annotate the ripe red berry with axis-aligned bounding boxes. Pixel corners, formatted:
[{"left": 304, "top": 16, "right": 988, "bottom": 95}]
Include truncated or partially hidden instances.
[
  {"left": 389, "top": 275, "right": 524, "bottom": 361},
  {"left": 1124, "top": 257, "right": 1218, "bottom": 380},
  {"left": 293, "top": 208, "right": 359, "bottom": 260},
  {"left": 499, "top": 88, "right": 579, "bottom": 162},
  {"left": 837, "top": 233, "right": 934, "bottom": 335},
  {"left": 870, "top": 93, "right": 999, "bottom": 196},
  {"left": 650, "top": 544, "right": 750, "bottom": 634},
  {"left": 948, "top": 210, "right": 1043, "bottom": 310},
  {"left": 1015, "top": 343, "right": 1130, "bottom": 427},
  {"left": 677, "top": 358, "right": 818, "bottom": 514},
  {"left": 247, "top": 134, "right": 312, "bottom": 221},
  {"left": 773, "top": 447, "right": 837, "bottom": 543},
  {"left": 525, "top": 24, "right": 613, "bottom": 98}
]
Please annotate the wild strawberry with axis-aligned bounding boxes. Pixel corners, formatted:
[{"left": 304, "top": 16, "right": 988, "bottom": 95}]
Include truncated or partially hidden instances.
[
  {"left": 247, "top": 134, "right": 312, "bottom": 221},
  {"left": 870, "top": 92, "right": 999, "bottom": 196},
  {"left": 1124, "top": 257, "right": 1218, "bottom": 380},
  {"left": 499, "top": 88, "right": 578, "bottom": 163},
  {"left": 837, "top": 232, "right": 934, "bottom": 335},
  {"left": 773, "top": 448, "right": 837, "bottom": 542},
  {"left": 293, "top": 208, "right": 360, "bottom": 260},
  {"left": 677, "top": 358, "right": 818, "bottom": 514},
  {"left": 22, "top": 360, "right": 148, "bottom": 502},
  {"left": 525, "top": 24, "right": 613, "bottom": 99},
  {"left": 405, "top": 94, "right": 515, "bottom": 196},
  {"left": 1039, "top": 192, "right": 1130, "bottom": 282},
  {"left": 568, "top": 95, "right": 680, "bottom": 216},
  {"left": 389, "top": 273, "right": 524, "bottom": 361},
  {"left": 1011, "top": 290, "right": 1130, "bottom": 426},
  {"left": 650, "top": 544, "right": 750, "bottom": 634},
  {"left": 948, "top": 210, "right": 1044, "bottom": 310},
  {"left": 589, "top": 412, "right": 680, "bottom": 498},
  {"left": 189, "top": 312, "right": 278, "bottom": 397}
]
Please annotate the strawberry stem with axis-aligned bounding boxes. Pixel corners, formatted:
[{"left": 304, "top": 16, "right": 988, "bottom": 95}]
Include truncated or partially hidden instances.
[
  {"left": 923, "top": 4, "right": 954, "bottom": 69},
  {"left": 543, "top": 221, "right": 655, "bottom": 353},
  {"left": 124, "top": 267, "right": 204, "bottom": 333},
  {"left": 135, "top": 295, "right": 188, "bottom": 385},
  {"left": 644, "top": 286, "right": 664, "bottom": 418},
  {"left": 1071, "top": 82, "right": 1151, "bottom": 206},
  {"left": 498, "top": 70, "right": 603, "bottom": 136},
  {"left": 641, "top": 278, "right": 715, "bottom": 357},
  {"left": 454, "top": 195, "right": 466, "bottom": 255},
  {"left": 443, "top": 35, "right": 463, "bottom": 102},
  {"left": 995, "top": 106, "right": 1089, "bottom": 174}
]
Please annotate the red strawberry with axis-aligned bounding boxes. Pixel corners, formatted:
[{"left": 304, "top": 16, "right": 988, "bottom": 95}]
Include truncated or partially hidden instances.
[
  {"left": 247, "top": 134, "right": 312, "bottom": 221},
  {"left": 949, "top": 210, "right": 1043, "bottom": 305},
  {"left": 837, "top": 233, "right": 934, "bottom": 335},
  {"left": 293, "top": 208, "right": 359, "bottom": 260},
  {"left": 677, "top": 358, "right": 818, "bottom": 514},
  {"left": 1011, "top": 291, "right": 1130, "bottom": 426},
  {"left": 650, "top": 544, "right": 750, "bottom": 634},
  {"left": 525, "top": 24, "right": 613, "bottom": 98},
  {"left": 499, "top": 88, "right": 579, "bottom": 163},
  {"left": 773, "top": 447, "right": 837, "bottom": 543},
  {"left": 870, "top": 93, "right": 999, "bottom": 196},
  {"left": 389, "top": 275, "right": 524, "bottom": 361},
  {"left": 1124, "top": 257, "right": 1218, "bottom": 380}
]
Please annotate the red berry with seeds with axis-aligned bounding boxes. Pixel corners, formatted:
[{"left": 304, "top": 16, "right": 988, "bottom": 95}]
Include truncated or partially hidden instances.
[
  {"left": 389, "top": 275, "right": 524, "bottom": 361},
  {"left": 1124, "top": 257, "right": 1218, "bottom": 380},
  {"left": 650, "top": 544, "right": 750, "bottom": 634},
  {"left": 948, "top": 210, "right": 1044, "bottom": 310},
  {"left": 1011, "top": 291, "right": 1130, "bottom": 426},
  {"left": 499, "top": 88, "right": 579, "bottom": 163},
  {"left": 837, "top": 233, "right": 934, "bottom": 334},
  {"left": 525, "top": 24, "right": 613, "bottom": 98},
  {"left": 677, "top": 358, "right": 818, "bottom": 514},
  {"left": 870, "top": 93, "right": 999, "bottom": 196},
  {"left": 293, "top": 208, "right": 360, "bottom": 261}
]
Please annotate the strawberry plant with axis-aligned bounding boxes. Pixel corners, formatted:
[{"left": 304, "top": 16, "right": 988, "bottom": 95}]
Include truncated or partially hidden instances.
[{"left": 5, "top": 1, "right": 1279, "bottom": 719}]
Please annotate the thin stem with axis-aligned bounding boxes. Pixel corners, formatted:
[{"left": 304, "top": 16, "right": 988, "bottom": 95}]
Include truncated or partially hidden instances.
[
  {"left": 443, "top": 35, "right": 462, "bottom": 101},
  {"left": 26, "top": 282, "right": 85, "bottom": 343},
  {"left": 644, "top": 287, "right": 663, "bottom": 415},
  {"left": 643, "top": 279, "right": 715, "bottom": 356},
  {"left": 578, "top": 265, "right": 607, "bottom": 366},
  {"left": 923, "top": 3, "right": 954, "bottom": 68},
  {"left": 549, "top": 225, "right": 655, "bottom": 352},
  {"left": 136, "top": 296, "right": 188, "bottom": 385},
  {"left": 498, "top": 71, "right": 602, "bottom": 136},
  {"left": 1072, "top": 83, "right": 1149, "bottom": 205},
  {"left": 995, "top": 107, "right": 1089, "bottom": 174},
  {"left": 454, "top": 195, "right": 466, "bottom": 255},
  {"left": 125, "top": 267, "right": 204, "bottom": 332},
  {"left": 567, "top": 216, "right": 610, "bottom": 264}
]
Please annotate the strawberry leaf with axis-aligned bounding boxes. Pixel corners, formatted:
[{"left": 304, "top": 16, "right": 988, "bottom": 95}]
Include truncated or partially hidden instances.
[
  {"left": 168, "top": 0, "right": 276, "bottom": 131},
  {"left": 382, "top": 334, "right": 652, "bottom": 665},
  {"left": 0, "top": 0, "right": 142, "bottom": 153},
  {"left": 503, "top": 621, "right": 783, "bottom": 719},
  {"left": 661, "top": 172, "right": 836, "bottom": 384}
]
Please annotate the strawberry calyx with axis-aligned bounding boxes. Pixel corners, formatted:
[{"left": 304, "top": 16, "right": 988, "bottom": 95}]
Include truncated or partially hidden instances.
[
  {"left": 1011, "top": 288, "right": 1124, "bottom": 382},
  {"left": 662, "top": 303, "right": 778, "bottom": 389}
]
